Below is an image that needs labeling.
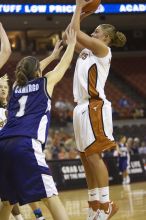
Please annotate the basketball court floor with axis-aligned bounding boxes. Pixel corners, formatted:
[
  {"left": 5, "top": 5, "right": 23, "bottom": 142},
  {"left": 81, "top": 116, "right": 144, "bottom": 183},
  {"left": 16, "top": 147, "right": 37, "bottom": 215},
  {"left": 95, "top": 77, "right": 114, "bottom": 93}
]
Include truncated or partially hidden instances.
[{"left": 10, "top": 182, "right": 146, "bottom": 220}]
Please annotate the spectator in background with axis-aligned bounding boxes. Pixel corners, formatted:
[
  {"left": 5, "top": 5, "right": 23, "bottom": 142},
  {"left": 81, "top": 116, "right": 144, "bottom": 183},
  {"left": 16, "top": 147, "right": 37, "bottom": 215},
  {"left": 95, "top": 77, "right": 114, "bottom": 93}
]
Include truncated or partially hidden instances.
[
  {"left": 132, "top": 107, "right": 144, "bottom": 119},
  {"left": 45, "top": 135, "right": 53, "bottom": 149},
  {"left": 126, "top": 137, "right": 134, "bottom": 154},
  {"left": 68, "top": 147, "right": 79, "bottom": 159},
  {"left": 64, "top": 135, "right": 76, "bottom": 150},
  {"left": 64, "top": 99, "right": 74, "bottom": 111},
  {"left": 51, "top": 130, "right": 62, "bottom": 160},
  {"left": 64, "top": 99, "right": 74, "bottom": 123},
  {"left": 138, "top": 141, "right": 146, "bottom": 154},
  {"left": 55, "top": 96, "right": 66, "bottom": 111},
  {"left": 131, "top": 137, "right": 140, "bottom": 154},
  {"left": 119, "top": 96, "right": 129, "bottom": 108},
  {"left": 112, "top": 105, "right": 119, "bottom": 119},
  {"left": 43, "top": 148, "right": 52, "bottom": 160},
  {"left": 58, "top": 146, "right": 68, "bottom": 160},
  {"left": 54, "top": 98, "right": 74, "bottom": 125}
]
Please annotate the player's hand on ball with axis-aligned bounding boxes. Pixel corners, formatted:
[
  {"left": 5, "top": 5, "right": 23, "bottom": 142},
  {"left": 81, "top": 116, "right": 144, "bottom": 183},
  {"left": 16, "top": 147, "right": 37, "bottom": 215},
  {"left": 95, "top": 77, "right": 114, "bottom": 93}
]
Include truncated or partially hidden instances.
[
  {"left": 76, "top": 0, "right": 93, "bottom": 7},
  {"left": 52, "top": 40, "right": 63, "bottom": 60},
  {"left": 65, "top": 28, "right": 77, "bottom": 46}
]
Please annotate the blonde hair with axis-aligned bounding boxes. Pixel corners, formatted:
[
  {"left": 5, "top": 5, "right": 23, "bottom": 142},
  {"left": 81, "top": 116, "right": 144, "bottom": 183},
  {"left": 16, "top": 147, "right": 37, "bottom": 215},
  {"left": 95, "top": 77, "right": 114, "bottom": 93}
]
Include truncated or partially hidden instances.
[
  {"left": 100, "top": 24, "right": 127, "bottom": 47},
  {"left": 0, "top": 74, "right": 9, "bottom": 84}
]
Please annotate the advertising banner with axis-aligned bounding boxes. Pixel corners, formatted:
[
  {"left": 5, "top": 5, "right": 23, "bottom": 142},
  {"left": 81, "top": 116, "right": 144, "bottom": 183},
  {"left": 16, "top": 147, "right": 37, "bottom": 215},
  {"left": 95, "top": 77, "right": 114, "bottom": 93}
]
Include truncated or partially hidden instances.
[{"left": 47, "top": 154, "right": 146, "bottom": 190}]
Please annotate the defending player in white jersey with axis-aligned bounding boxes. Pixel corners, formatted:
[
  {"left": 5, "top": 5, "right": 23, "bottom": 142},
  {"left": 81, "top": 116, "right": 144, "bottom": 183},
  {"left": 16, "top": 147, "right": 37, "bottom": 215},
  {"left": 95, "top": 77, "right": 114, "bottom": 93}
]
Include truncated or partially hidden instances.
[{"left": 64, "top": 0, "right": 127, "bottom": 219}]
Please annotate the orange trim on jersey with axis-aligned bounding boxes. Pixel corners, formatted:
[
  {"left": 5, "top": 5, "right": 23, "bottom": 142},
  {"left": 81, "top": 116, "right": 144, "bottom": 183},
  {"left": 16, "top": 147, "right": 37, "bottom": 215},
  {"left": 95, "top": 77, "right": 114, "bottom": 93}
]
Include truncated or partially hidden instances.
[
  {"left": 86, "top": 64, "right": 116, "bottom": 156},
  {"left": 86, "top": 100, "right": 116, "bottom": 156},
  {"left": 88, "top": 63, "right": 101, "bottom": 99}
]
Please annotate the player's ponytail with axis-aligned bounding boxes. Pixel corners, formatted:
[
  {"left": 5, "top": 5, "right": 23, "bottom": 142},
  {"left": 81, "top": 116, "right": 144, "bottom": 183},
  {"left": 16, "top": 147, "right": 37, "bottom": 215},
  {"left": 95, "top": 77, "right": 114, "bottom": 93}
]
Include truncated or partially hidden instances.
[
  {"left": 100, "top": 24, "right": 127, "bottom": 48},
  {"left": 111, "top": 31, "right": 127, "bottom": 48},
  {"left": 15, "top": 65, "right": 28, "bottom": 87},
  {"left": 15, "top": 56, "right": 40, "bottom": 87}
]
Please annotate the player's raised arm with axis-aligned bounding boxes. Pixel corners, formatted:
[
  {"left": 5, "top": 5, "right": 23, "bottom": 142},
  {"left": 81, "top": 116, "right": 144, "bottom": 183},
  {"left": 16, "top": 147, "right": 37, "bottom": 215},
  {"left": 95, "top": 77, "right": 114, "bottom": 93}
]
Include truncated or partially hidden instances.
[
  {"left": 62, "top": 24, "right": 84, "bottom": 54},
  {"left": 40, "top": 40, "right": 63, "bottom": 72},
  {"left": 44, "top": 28, "right": 76, "bottom": 97},
  {"left": 62, "top": 10, "right": 92, "bottom": 54},
  {"left": 0, "top": 23, "right": 11, "bottom": 69},
  {"left": 70, "top": 0, "right": 109, "bottom": 57}
]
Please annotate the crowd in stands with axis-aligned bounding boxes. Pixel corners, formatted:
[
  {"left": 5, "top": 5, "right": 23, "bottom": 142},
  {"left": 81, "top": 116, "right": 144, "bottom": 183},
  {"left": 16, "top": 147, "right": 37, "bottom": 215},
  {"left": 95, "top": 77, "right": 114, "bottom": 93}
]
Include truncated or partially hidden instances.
[
  {"left": 52, "top": 97, "right": 74, "bottom": 126},
  {"left": 44, "top": 126, "right": 146, "bottom": 161},
  {"left": 113, "top": 96, "right": 146, "bottom": 119},
  {"left": 0, "top": 56, "right": 146, "bottom": 121},
  {"left": 50, "top": 94, "right": 146, "bottom": 126},
  {"left": 44, "top": 128, "right": 79, "bottom": 160}
]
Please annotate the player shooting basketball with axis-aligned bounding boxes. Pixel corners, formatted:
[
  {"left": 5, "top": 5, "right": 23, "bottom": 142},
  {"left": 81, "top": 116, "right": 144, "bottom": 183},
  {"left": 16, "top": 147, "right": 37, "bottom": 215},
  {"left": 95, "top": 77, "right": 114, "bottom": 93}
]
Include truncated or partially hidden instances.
[{"left": 63, "top": 0, "right": 127, "bottom": 219}]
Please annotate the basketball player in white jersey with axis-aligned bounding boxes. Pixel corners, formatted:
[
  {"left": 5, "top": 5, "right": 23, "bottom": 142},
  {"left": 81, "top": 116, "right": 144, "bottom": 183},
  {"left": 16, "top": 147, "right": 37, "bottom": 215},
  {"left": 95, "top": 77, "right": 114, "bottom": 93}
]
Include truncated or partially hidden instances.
[{"left": 65, "top": 0, "right": 127, "bottom": 219}]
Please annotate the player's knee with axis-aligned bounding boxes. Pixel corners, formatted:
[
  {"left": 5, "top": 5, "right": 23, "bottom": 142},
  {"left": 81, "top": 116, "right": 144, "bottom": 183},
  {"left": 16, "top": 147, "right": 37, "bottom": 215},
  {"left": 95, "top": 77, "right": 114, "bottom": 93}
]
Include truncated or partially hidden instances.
[{"left": 86, "top": 153, "right": 101, "bottom": 165}]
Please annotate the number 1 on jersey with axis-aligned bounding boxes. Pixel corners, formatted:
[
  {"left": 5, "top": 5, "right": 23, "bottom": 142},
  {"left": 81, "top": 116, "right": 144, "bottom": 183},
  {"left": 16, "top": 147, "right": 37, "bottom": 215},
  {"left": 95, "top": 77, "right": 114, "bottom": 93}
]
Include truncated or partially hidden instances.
[{"left": 16, "top": 95, "right": 28, "bottom": 117}]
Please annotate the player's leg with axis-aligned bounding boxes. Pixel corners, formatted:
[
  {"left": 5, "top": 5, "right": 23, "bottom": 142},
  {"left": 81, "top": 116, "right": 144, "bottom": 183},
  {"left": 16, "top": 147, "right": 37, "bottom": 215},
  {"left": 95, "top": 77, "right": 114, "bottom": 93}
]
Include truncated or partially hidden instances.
[
  {"left": 11, "top": 204, "right": 24, "bottom": 220},
  {"left": 86, "top": 153, "right": 119, "bottom": 219},
  {"left": 123, "top": 170, "right": 130, "bottom": 185},
  {"left": 11, "top": 137, "right": 69, "bottom": 220},
  {"left": 82, "top": 101, "right": 118, "bottom": 219},
  {"left": 42, "top": 196, "right": 69, "bottom": 220},
  {"left": 0, "top": 201, "right": 14, "bottom": 220},
  {"left": 85, "top": 152, "right": 112, "bottom": 219},
  {"left": 80, "top": 152, "right": 100, "bottom": 220},
  {"left": 29, "top": 202, "right": 45, "bottom": 220},
  {"left": 0, "top": 139, "right": 19, "bottom": 220}
]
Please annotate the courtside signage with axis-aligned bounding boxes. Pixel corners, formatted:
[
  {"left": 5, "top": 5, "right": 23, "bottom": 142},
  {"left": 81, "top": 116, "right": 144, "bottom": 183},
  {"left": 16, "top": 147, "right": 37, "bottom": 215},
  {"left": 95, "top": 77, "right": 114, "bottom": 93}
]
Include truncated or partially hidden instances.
[{"left": 0, "top": 3, "right": 146, "bottom": 14}]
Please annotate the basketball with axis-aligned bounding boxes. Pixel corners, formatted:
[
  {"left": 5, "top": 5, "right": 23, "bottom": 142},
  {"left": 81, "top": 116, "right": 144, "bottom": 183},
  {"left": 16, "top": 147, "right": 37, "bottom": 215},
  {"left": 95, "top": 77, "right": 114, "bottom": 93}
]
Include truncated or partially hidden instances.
[{"left": 82, "top": 0, "right": 101, "bottom": 13}]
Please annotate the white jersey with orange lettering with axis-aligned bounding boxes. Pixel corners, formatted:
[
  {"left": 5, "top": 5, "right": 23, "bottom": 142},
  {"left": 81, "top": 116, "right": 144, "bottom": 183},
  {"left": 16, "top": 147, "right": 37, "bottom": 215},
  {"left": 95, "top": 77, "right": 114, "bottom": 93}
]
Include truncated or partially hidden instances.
[
  {"left": 73, "top": 48, "right": 112, "bottom": 104},
  {"left": 73, "top": 48, "right": 116, "bottom": 155}
]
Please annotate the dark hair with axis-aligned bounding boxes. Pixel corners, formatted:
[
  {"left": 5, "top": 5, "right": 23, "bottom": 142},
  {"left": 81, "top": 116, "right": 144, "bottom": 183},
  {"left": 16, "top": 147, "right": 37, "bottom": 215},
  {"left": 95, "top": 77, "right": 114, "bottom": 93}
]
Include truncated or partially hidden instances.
[
  {"left": 100, "top": 24, "right": 127, "bottom": 47},
  {"left": 15, "top": 56, "right": 40, "bottom": 87}
]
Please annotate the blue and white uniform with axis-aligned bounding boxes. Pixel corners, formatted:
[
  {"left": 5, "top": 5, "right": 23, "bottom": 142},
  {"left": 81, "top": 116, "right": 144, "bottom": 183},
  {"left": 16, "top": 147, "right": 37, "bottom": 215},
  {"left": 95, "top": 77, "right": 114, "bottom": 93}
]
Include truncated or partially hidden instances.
[
  {"left": 0, "top": 77, "right": 58, "bottom": 205},
  {"left": 118, "top": 143, "right": 130, "bottom": 172}
]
